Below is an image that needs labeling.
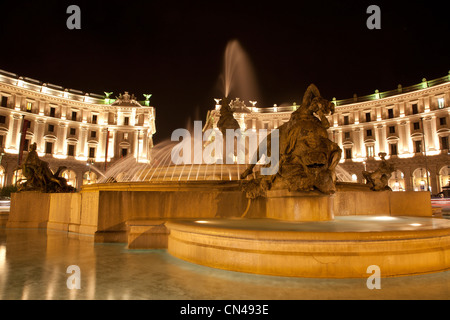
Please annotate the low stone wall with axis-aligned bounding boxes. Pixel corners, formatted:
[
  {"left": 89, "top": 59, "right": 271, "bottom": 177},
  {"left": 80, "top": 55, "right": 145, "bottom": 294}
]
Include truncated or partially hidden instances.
[
  {"left": 92, "top": 181, "right": 251, "bottom": 242},
  {"left": 7, "top": 192, "right": 51, "bottom": 229},
  {"left": 333, "top": 189, "right": 432, "bottom": 217}
]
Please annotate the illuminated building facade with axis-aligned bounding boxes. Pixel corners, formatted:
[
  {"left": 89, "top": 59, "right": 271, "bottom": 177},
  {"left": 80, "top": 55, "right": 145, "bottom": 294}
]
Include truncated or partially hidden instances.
[
  {"left": 206, "top": 73, "right": 450, "bottom": 194},
  {"left": 0, "top": 69, "right": 156, "bottom": 189}
]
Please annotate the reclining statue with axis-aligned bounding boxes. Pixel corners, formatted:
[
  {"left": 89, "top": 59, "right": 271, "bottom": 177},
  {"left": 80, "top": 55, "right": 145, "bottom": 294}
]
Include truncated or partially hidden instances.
[
  {"left": 362, "top": 152, "right": 395, "bottom": 191},
  {"left": 240, "top": 84, "right": 342, "bottom": 198},
  {"left": 17, "top": 143, "right": 76, "bottom": 193}
]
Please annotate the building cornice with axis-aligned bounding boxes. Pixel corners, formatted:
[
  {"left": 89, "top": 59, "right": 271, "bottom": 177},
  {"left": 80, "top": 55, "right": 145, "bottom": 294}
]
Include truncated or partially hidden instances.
[
  {"left": 0, "top": 69, "right": 154, "bottom": 111},
  {"left": 334, "top": 82, "right": 450, "bottom": 112}
]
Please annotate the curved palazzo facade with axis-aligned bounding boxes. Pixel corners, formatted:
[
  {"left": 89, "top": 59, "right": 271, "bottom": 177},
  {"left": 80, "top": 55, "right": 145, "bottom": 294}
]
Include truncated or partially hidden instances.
[
  {"left": 207, "top": 73, "right": 450, "bottom": 194},
  {"left": 0, "top": 69, "right": 156, "bottom": 189}
]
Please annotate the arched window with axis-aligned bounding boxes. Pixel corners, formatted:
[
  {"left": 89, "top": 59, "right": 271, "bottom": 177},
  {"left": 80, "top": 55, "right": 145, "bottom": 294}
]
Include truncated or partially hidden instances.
[
  {"left": 439, "top": 166, "right": 450, "bottom": 193},
  {"left": 412, "top": 168, "right": 430, "bottom": 192},
  {"left": 83, "top": 171, "right": 97, "bottom": 185},
  {"left": 61, "top": 169, "right": 77, "bottom": 189},
  {"left": 388, "top": 170, "right": 405, "bottom": 191}
]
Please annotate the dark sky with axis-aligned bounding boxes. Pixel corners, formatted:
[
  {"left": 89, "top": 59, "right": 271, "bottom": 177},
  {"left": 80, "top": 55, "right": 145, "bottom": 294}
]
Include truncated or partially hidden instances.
[{"left": 0, "top": 0, "right": 448, "bottom": 144}]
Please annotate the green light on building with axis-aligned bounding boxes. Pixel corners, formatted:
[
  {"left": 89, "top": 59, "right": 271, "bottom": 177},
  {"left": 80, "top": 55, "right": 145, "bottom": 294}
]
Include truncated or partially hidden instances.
[
  {"left": 104, "top": 92, "right": 113, "bottom": 104},
  {"left": 143, "top": 94, "right": 152, "bottom": 107}
]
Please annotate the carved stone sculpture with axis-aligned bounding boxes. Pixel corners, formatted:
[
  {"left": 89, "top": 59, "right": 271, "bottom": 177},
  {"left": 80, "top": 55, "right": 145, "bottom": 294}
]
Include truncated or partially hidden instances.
[
  {"left": 216, "top": 97, "right": 241, "bottom": 136},
  {"left": 17, "top": 143, "right": 76, "bottom": 193},
  {"left": 362, "top": 152, "right": 395, "bottom": 191},
  {"left": 112, "top": 91, "right": 141, "bottom": 107},
  {"left": 240, "top": 84, "right": 342, "bottom": 198}
]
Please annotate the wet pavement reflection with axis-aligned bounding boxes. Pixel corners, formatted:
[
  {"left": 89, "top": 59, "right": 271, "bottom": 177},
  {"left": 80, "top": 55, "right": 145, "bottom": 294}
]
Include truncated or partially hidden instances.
[{"left": 1, "top": 227, "right": 449, "bottom": 300}]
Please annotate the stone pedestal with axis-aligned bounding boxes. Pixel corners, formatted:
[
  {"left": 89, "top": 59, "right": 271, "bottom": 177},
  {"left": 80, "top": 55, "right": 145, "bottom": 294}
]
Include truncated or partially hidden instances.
[{"left": 266, "top": 190, "right": 334, "bottom": 221}]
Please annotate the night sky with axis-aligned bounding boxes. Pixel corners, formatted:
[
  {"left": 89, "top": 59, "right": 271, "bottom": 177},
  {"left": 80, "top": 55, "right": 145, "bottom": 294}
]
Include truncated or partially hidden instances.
[{"left": 0, "top": 0, "right": 448, "bottom": 144}]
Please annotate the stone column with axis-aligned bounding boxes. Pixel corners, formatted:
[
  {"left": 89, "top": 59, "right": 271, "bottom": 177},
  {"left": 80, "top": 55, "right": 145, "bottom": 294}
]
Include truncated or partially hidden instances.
[
  {"left": 375, "top": 124, "right": 389, "bottom": 156},
  {"left": 78, "top": 126, "right": 88, "bottom": 157},
  {"left": 430, "top": 115, "right": 439, "bottom": 151},
  {"left": 98, "top": 128, "right": 108, "bottom": 161},
  {"left": 135, "top": 130, "right": 144, "bottom": 161},
  {"left": 39, "top": 100, "right": 46, "bottom": 116},
  {"left": 429, "top": 166, "right": 438, "bottom": 195},
  {"left": 6, "top": 114, "right": 17, "bottom": 150},
  {"left": 107, "top": 129, "right": 115, "bottom": 160},
  {"left": 358, "top": 127, "right": 365, "bottom": 157},
  {"left": 335, "top": 130, "right": 342, "bottom": 150},
  {"left": 34, "top": 118, "right": 45, "bottom": 153},
  {"left": 7, "top": 113, "right": 23, "bottom": 151},
  {"left": 56, "top": 122, "right": 67, "bottom": 155},
  {"left": 353, "top": 128, "right": 361, "bottom": 157},
  {"left": 354, "top": 111, "right": 359, "bottom": 125},
  {"left": 398, "top": 121, "right": 406, "bottom": 153},
  {"left": 404, "top": 120, "right": 413, "bottom": 153},
  {"left": 140, "top": 129, "right": 148, "bottom": 161},
  {"left": 422, "top": 117, "right": 434, "bottom": 151},
  {"left": 14, "top": 95, "right": 23, "bottom": 111},
  {"left": 374, "top": 124, "right": 382, "bottom": 155},
  {"left": 403, "top": 166, "right": 413, "bottom": 191},
  {"left": 380, "top": 124, "right": 388, "bottom": 154}
]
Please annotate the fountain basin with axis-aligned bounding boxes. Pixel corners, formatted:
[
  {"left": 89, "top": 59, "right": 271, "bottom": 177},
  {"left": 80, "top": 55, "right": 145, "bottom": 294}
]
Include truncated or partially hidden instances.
[
  {"left": 7, "top": 182, "right": 433, "bottom": 244},
  {"left": 166, "top": 216, "right": 450, "bottom": 278}
]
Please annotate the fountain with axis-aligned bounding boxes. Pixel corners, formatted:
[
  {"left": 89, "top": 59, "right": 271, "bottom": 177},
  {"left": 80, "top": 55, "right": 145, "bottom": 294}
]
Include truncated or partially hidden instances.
[
  {"left": 7, "top": 41, "right": 450, "bottom": 278},
  {"left": 165, "top": 82, "right": 450, "bottom": 278}
]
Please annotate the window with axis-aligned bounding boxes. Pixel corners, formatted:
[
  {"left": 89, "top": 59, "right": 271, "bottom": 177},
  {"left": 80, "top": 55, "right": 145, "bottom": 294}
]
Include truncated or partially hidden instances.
[
  {"left": 121, "top": 148, "right": 128, "bottom": 157},
  {"left": 413, "top": 122, "right": 420, "bottom": 130},
  {"left": 92, "top": 114, "right": 97, "bottom": 124},
  {"left": 366, "top": 145, "right": 375, "bottom": 158},
  {"left": 343, "top": 115, "right": 349, "bottom": 125},
  {"left": 0, "top": 96, "right": 7, "bottom": 108},
  {"left": 68, "top": 144, "right": 75, "bottom": 157},
  {"left": 389, "top": 126, "right": 396, "bottom": 134},
  {"left": 124, "top": 133, "right": 128, "bottom": 140},
  {"left": 48, "top": 124, "right": 54, "bottom": 132},
  {"left": 345, "top": 148, "right": 352, "bottom": 159},
  {"left": 45, "top": 142, "right": 53, "bottom": 154},
  {"left": 0, "top": 115, "right": 5, "bottom": 124},
  {"left": 69, "top": 128, "right": 76, "bottom": 135},
  {"left": 412, "top": 104, "right": 418, "bottom": 114},
  {"left": 91, "top": 131, "right": 97, "bottom": 138},
  {"left": 415, "top": 140, "right": 422, "bottom": 153},
  {"left": 124, "top": 117, "right": 129, "bottom": 125},
  {"left": 388, "top": 108, "right": 394, "bottom": 119},
  {"left": 366, "top": 129, "right": 372, "bottom": 137},
  {"left": 0, "top": 135, "right": 3, "bottom": 147},
  {"left": 49, "top": 107, "right": 56, "bottom": 117},
  {"left": 390, "top": 143, "right": 398, "bottom": 156},
  {"left": 365, "top": 112, "right": 371, "bottom": 122},
  {"left": 344, "top": 132, "right": 350, "bottom": 139},
  {"left": 71, "top": 111, "right": 77, "bottom": 121},
  {"left": 441, "top": 136, "right": 449, "bottom": 150},
  {"left": 23, "top": 139, "right": 30, "bottom": 152},
  {"left": 89, "top": 147, "right": 95, "bottom": 158},
  {"left": 26, "top": 102, "right": 32, "bottom": 112},
  {"left": 438, "top": 98, "right": 445, "bottom": 109},
  {"left": 440, "top": 117, "right": 447, "bottom": 126}
]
